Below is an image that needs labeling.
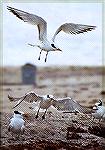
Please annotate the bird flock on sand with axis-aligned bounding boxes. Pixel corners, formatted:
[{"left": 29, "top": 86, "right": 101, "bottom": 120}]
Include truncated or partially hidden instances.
[
  {"left": 8, "top": 92, "right": 105, "bottom": 139},
  {"left": 6, "top": 6, "right": 104, "bottom": 139}
]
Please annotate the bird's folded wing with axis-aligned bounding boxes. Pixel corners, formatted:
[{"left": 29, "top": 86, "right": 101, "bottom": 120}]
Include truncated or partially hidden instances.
[
  {"left": 7, "top": 6, "right": 47, "bottom": 41},
  {"left": 52, "top": 23, "right": 96, "bottom": 41}
]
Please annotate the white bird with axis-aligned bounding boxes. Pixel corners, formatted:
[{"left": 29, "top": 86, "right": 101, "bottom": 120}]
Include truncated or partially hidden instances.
[
  {"left": 92, "top": 99, "right": 105, "bottom": 122},
  {"left": 8, "top": 92, "right": 91, "bottom": 119},
  {"left": 7, "top": 6, "right": 96, "bottom": 62},
  {"left": 8, "top": 93, "right": 55, "bottom": 119},
  {"left": 8, "top": 111, "right": 25, "bottom": 139}
]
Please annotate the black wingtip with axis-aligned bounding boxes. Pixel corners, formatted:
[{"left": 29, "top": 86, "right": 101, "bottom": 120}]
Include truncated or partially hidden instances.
[
  {"left": 7, "top": 6, "right": 13, "bottom": 11},
  {"left": 7, "top": 6, "right": 24, "bottom": 21},
  {"left": 90, "top": 25, "right": 97, "bottom": 30},
  {"left": 8, "top": 95, "right": 14, "bottom": 101},
  {"left": 7, "top": 6, "right": 10, "bottom": 9}
]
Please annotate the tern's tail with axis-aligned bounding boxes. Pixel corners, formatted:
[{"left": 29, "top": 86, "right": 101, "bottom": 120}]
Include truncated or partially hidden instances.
[{"left": 28, "top": 43, "right": 36, "bottom": 47}]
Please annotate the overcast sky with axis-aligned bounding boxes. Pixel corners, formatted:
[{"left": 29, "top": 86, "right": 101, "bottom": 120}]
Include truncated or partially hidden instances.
[{"left": 3, "top": 2, "right": 102, "bottom": 66}]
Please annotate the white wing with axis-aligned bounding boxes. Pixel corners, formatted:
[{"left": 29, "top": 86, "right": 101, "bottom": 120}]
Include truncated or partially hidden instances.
[
  {"left": 8, "top": 92, "right": 43, "bottom": 109},
  {"left": 54, "top": 97, "right": 92, "bottom": 114},
  {"left": 7, "top": 6, "right": 47, "bottom": 41},
  {"left": 52, "top": 23, "right": 96, "bottom": 42}
]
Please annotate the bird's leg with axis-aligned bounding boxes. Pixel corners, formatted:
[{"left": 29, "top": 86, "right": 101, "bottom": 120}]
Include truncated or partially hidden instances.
[
  {"left": 8, "top": 126, "right": 10, "bottom": 132},
  {"left": 11, "top": 133, "right": 14, "bottom": 140},
  {"left": 38, "top": 50, "right": 42, "bottom": 60},
  {"left": 45, "top": 52, "right": 48, "bottom": 62},
  {"left": 99, "top": 118, "right": 101, "bottom": 122},
  {"left": 35, "top": 107, "right": 40, "bottom": 119},
  {"left": 99, "top": 116, "right": 103, "bottom": 122},
  {"left": 17, "top": 134, "right": 20, "bottom": 140},
  {"left": 42, "top": 109, "right": 47, "bottom": 120},
  {"left": 92, "top": 117, "right": 95, "bottom": 121}
]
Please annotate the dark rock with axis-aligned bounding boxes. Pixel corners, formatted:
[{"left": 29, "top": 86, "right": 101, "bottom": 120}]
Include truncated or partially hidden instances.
[
  {"left": 101, "top": 91, "right": 105, "bottom": 95},
  {"left": 88, "top": 125, "right": 105, "bottom": 138}
]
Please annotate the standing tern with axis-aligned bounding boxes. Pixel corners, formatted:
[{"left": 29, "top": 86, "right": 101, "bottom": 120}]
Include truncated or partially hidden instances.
[
  {"left": 92, "top": 99, "right": 105, "bottom": 122},
  {"left": 7, "top": 6, "right": 96, "bottom": 62},
  {"left": 8, "top": 111, "right": 25, "bottom": 139}
]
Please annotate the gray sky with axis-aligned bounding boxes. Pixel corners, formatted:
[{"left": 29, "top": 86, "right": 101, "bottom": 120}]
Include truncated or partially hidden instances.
[{"left": 3, "top": 2, "right": 102, "bottom": 66}]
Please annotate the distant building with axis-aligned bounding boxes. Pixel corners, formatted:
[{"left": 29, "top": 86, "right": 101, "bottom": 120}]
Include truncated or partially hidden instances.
[{"left": 21, "top": 63, "right": 37, "bottom": 85}]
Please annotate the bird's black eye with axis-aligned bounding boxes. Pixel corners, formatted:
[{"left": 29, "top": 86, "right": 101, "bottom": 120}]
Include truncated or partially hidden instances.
[{"left": 51, "top": 44, "right": 56, "bottom": 48}]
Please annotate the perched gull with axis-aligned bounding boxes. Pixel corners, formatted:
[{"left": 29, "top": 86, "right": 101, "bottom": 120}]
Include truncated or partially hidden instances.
[
  {"left": 8, "top": 92, "right": 91, "bottom": 119},
  {"left": 92, "top": 99, "right": 105, "bottom": 122},
  {"left": 8, "top": 111, "right": 25, "bottom": 139},
  {"left": 7, "top": 6, "right": 96, "bottom": 62},
  {"left": 8, "top": 93, "right": 55, "bottom": 119}
]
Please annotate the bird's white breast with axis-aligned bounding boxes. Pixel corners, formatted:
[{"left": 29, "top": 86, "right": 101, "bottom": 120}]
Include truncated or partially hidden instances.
[
  {"left": 9, "top": 115, "right": 25, "bottom": 132},
  {"left": 38, "top": 40, "right": 54, "bottom": 51},
  {"left": 92, "top": 106, "right": 105, "bottom": 119}
]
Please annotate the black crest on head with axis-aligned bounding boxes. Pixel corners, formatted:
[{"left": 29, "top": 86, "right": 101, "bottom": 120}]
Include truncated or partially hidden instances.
[
  {"left": 51, "top": 44, "right": 56, "bottom": 48},
  {"left": 98, "top": 99, "right": 102, "bottom": 106},
  {"left": 14, "top": 111, "right": 21, "bottom": 115},
  {"left": 47, "top": 95, "right": 50, "bottom": 98}
]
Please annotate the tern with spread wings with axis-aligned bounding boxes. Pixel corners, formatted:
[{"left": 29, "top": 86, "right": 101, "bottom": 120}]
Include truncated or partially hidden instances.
[
  {"left": 8, "top": 92, "right": 91, "bottom": 119},
  {"left": 7, "top": 6, "right": 96, "bottom": 62},
  {"left": 8, "top": 92, "right": 55, "bottom": 119}
]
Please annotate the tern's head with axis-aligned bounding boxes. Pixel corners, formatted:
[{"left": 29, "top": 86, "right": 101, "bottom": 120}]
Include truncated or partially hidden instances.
[
  {"left": 43, "top": 94, "right": 54, "bottom": 100},
  {"left": 14, "top": 110, "right": 25, "bottom": 117},
  {"left": 47, "top": 94, "right": 54, "bottom": 99},
  {"left": 92, "top": 99, "right": 103, "bottom": 110},
  {"left": 14, "top": 111, "right": 22, "bottom": 115},
  {"left": 14, "top": 110, "right": 29, "bottom": 118},
  {"left": 51, "top": 43, "right": 62, "bottom": 51},
  {"left": 95, "top": 99, "right": 103, "bottom": 107},
  {"left": 13, "top": 111, "right": 23, "bottom": 118}
]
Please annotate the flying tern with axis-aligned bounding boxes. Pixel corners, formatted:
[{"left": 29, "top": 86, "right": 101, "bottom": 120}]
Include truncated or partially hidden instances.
[{"left": 7, "top": 6, "right": 96, "bottom": 62}]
